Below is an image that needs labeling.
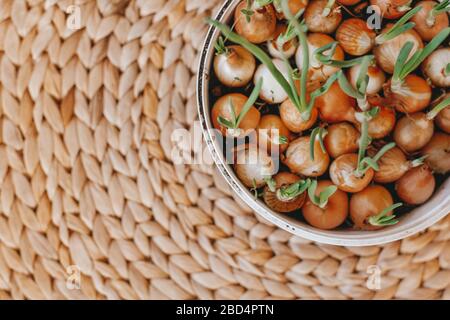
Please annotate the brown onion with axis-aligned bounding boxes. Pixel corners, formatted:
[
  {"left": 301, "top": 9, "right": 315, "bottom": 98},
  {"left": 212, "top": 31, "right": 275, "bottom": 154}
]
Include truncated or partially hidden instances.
[
  {"left": 257, "top": 114, "right": 291, "bottom": 153},
  {"left": 234, "top": 147, "right": 276, "bottom": 188},
  {"left": 394, "top": 112, "right": 434, "bottom": 153},
  {"left": 363, "top": 105, "right": 396, "bottom": 139},
  {"left": 323, "top": 122, "right": 360, "bottom": 158},
  {"left": 421, "top": 132, "right": 450, "bottom": 174},
  {"left": 234, "top": 2, "right": 277, "bottom": 44},
  {"left": 350, "top": 185, "right": 395, "bottom": 231},
  {"left": 336, "top": 18, "right": 376, "bottom": 56},
  {"left": 304, "top": 0, "right": 342, "bottom": 34},
  {"left": 370, "top": 0, "right": 413, "bottom": 19},
  {"left": 214, "top": 45, "right": 256, "bottom": 88},
  {"left": 395, "top": 165, "right": 435, "bottom": 205},
  {"left": 268, "top": 24, "right": 297, "bottom": 59},
  {"left": 369, "top": 146, "right": 411, "bottom": 183},
  {"left": 302, "top": 180, "right": 348, "bottom": 230},
  {"left": 263, "top": 172, "right": 306, "bottom": 212},
  {"left": 329, "top": 153, "right": 374, "bottom": 193},
  {"left": 422, "top": 48, "right": 450, "bottom": 88},
  {"left": 411, "top": 1, "right": 449, "bottom": 42},
  {"left": 348, "top": 64, "right": 385, "bottom": 95},
  {"left": 280, "top": 99, "right": 318, "bottom": 133},
  {"left": 315, "top": 81, "right": 357, "bottom": 124},
  {"left": 274, "top": 0, "right": 309, "bottom": 19},
  {"left": 284, "top": 136, "right": 330, "bottom": 177}
]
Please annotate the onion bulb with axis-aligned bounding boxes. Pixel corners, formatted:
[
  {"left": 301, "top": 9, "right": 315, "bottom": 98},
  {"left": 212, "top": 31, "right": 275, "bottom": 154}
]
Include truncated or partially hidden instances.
[
  {"left": 350, "top": 185, "right": 396, "bottom": 231},
  {"left": 268, "top": 24, "right": 297, "bottom": 59},
  {"left": 295, "top": 33, "right": 345, "bottom": 82},
  {"left": 384, "top": 74, "right": 432, "bottom": 113},
  {"left": 364, "top": 105, "right": 396, "bottom": 139},
  {"left": 394, "top": 112, "right": 434, "bottom": 153},
  {"left": 374, "top": 26, "right": 423, "bottom": 74},
  {"left": 421, "top": 132, "right": 450, "bottom": 174},
  {"left": 280, "top": 99, "right": 318, "bottom": 133},
  {"left": 422, "top": 48, "right": 450, "bottom": 87},
  {"left": 302, "top": 180, "right": 348, "bottom": 230},
  {"left": 234, "top": 1, "right": 277, "bottom": 44},
  {"left": 315, "top": 81, "right": 357, "bottom": 124},
  {"left": 336, "top": 18, "right": 376, "bottom": 56},
  {"left": 257, "top": 114, "right": 291, "bottom": 153},
  {"left": 214, "top": 45, "right": 256, "bottom": 87},
  {"left": 348, "top": 64, "right": 385, "bottom": 95},
  {"left": 370, "top": 0, "right": 413, "bottom": 19},
  {"left": 304, "top": 0, "right": 342, "bottom": 34},
  {"left": 263, "top": 172, "right": 306, "bottom": 212},
  {"left": 395, "top": 165, "right": 435, "bottom": 205},
  {"left": 329, "top": 153, "right": 374, "bottom": 193},
  {"left": 211, "top": 93, "right": 261, "bottom": 137},
  {"left": 273, "top": 0, "right": 309, "bottom": 19},
  {"left": 411, "top": 1, "right": 449, "bottom": 42},
  {"left": 284, "top": 136, "right": 330, "bottom": 177},
  {"left": 323, "top": 122, "right": 360, "bottom": 158},
  {"left": 234, "top": 147, "right": 276, "bottom": 188},
  {"left": 254, "top": 59, "right": 289, "bottom": 103},
  {"left": 369, "top": 146, "right": 414, "bottom": 183}
]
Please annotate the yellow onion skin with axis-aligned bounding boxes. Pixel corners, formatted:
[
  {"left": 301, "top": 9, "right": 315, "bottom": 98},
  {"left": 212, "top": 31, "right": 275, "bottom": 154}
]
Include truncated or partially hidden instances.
[
  {"left": 421, "top": 132, "right": 450, "bottom": 174},
  {"left": 411, "top": 1, "right": 449, "bottom": 42},
  {"left": 371, "top": 146, "right": 410, "bottom": 183},
  {"left": 370, "top": 0, "right": 412, "bottom": 19},
  {"left": 234, "top": 147, "right": 276, "bottom": 188},
  {"left": 280, "top": 100, "right": 318, "bottom": 133},
  {"left": 315, "top": 82, "right": 358, "bottom": 124},
  {"left": 367, "top": 105, "right": 396, "bottom": 139},
  {"left": 263, "top": 172, "right": 306, "bottom": 212},
  {"left": 336, "top": 18, "right": 376, "bottom": 56},
  {"left": 350, "top": 185, "right": 394, "bottom": 231},
  {"left": 302, "top": 180, "right": 349, "bottom": 230},
  {"left": 323, "top": 122, "right": 360, "bottom": 158},
  {"left": 394, "top": 112, "right": 434, "bottom": 153},
  {"left": 436, "top": 106, "right": 450, "bottom": 134},
  {"left": 211, "top": 93, "right": 261, "bottom": 137},
  {"left": 384, "top": 75, "right": 432, "bottom": 113},
  {"left": 304, "top": 0, "right": 342, "bottom": 34},
  {"left": 234, "top": 2, "right": 277, "bottom": 44},
  {"left": 422, "top": 48, "right": 450, "bottom": 88},
  {"left": 374, "top": 26, "right": 423, "bottom": 74},
  {"left": 348, "top": 65, "right": 385, "bottom": 95},
  {"left": 257, "top": 115, "right": 291, "bottom": 153},
  {"left": 284, "top": 136, "right": 330, "bottom": 177},
  {"left": 213, "top": 45, "right": 256, "bottom": 88},
  {"left": 395, "top": 165, "right": 435, "bottom": 205},
  {"left": 329, "top": 153, "right": 374, "bottom": 193}
]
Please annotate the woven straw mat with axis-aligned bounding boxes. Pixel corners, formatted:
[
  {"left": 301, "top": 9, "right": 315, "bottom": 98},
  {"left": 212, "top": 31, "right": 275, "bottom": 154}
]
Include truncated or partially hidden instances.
[{"left": 0, "top": 0, "right": 449, "bottom": 300}]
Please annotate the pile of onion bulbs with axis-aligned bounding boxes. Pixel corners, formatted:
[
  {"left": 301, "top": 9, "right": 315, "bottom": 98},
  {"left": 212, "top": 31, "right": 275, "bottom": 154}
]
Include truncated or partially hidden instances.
[{"left": 207, "top": 0, "right": 450, "bottom": 231}]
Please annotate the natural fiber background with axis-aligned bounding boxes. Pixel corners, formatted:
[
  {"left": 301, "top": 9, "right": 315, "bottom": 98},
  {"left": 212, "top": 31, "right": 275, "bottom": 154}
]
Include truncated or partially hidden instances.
[{"left": 0, "top": 0, "right": 449, "bottom": 300}]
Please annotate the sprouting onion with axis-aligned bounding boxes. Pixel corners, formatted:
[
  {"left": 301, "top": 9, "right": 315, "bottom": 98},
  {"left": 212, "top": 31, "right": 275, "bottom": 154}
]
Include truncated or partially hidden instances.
[
  {"left": 426, "top": 0, "right": 450, "bottom": 27},
  {"left": 309, "top": 127, "right": 328, "bottom": 160},
  {"left": 276, "top": 178, "right": 311, "bottom": 201},
  {"left": 217, "top": 78, "right": 263, "bottom": 134},
  {"left": 374, "top": 6, "right": 422, "bottom": 45},
  {"left": 307, "top": 179, "right": 338, "bottom": 208},
  {"left": 367, "top": 202, "right": 402, "bottom": 226},
  {"left": 427, "top": 95, "right": 450, "bottom": 120}
]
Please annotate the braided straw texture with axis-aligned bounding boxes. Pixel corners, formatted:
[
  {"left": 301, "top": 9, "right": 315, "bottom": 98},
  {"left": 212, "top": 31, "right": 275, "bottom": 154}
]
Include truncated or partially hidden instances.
[{"left": 0, "top": 0, "right": 449, "bottom": 300}]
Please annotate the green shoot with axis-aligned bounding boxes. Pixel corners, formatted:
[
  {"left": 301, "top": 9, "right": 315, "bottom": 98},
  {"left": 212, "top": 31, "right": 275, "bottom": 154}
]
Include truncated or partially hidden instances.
[
  {"left": 314, "top": 42, "right": 372, "bottom": 68},
  {"left": 445, "top": 63, "right": 450, "bottom": 76},
  {"left": 264, "top": 177, "right": 277, "bottom": 192},
  {"left": 323, "top": 0, "right": 336, "bottom": 17},
  {"left": 241, "top": 0, "right": 254, "bottom": 23},
  {"left": 368, "top": 203, "right": 402, "bottom": 226},
  {"left": 309, "top": 127, "right": 327, "bottom": 160},
  {"left": 427, "top": 0, "right": 450, "bottom": 26},
  {"left": 427, "top": 95, "right": 450, "bottom": 120},
  {"left": 375, "top": 6, "right": 421, "bottom": 44},
  {"left": 277, "top": 178, "right": 311, "bottom": 201},
  {"left": 279, "top": 135, "right": 289, "bottom": 145},
  {"left": 307, "top": 180, "right": 337, "bottom": 209},
  {"left": 356, "top": 142, "right": 396, "bottom": 176},
  {"left": 410, "top": 155, "right": 428, "bottom": 168},
  {"left": 214, "top": 36, "right": 229, "bottom": 55}
]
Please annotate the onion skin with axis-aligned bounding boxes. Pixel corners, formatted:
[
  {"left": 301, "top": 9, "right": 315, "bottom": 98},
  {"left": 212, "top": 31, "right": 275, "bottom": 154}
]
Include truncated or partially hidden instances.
[
  {"left": 254, "top": 59, "right": 289, "bottom": 103},
  {"left": 411, "top": 1, "right": 449, "bottom": 42},
  {"left": 395, "top": 165, "right": 435, "bottom": 205},
  {"left": 257, "top": 115, "right": 291, "bottom": 153},
  {"left": 280, "top": 99, "right": 318, "bottom": 133},
  {"left": 274, "top": 0, "right": 309, "bottom": 19},
  {"left": 330, "top": 153, "right": 374, "bottom": 193},
  {"left": 315, "top": 82, "right": 357, "bottom": 124},
  {"left": 365, "top": 105, "right": 396, "bottom": 139},
  {"left": 374, "top": 26, "right": 423, "bottom": 74},
  {"left": 302, "top": 180, "right": 348, "bottom": 230},
  {"left": 421, "top": 132, "right": 450, "bottom": 174},
  {"left": 348, "top": 65, "right": 385, "bottom": 95},
  {"left": 213, "top": 45, "right": 256, "bottom": 88},
  {"left": 295, "top": 33, "right": 345, "bottom": 82},
  {"left": 384, "top": 75, "right": 432, "bottom": 113},
  {"left": 263, "top": 172, "right": 306, "bottom": 212},
  {"left": 422, "top": 48, "right": 450, "bottom": 88},
  {"left": 268, "top": 24, "right": 297, "bottom": 59},
  {"left": 370, "top": 0, "right": 412, "bottom": 19},
  {"left": 211, "top": 93, "right": 261, "bottom": 137},
  {"left": 350, "top": 185, "right": 394, "bottom": 231},
  {"left": 323, "top": 122, "right": 360, "bottom": 158},
  {"left": 234, "top": 147, "right": 276, "bottom": 188},
  {"left": 436, "top": 106, "right": 450, "bottom": 134},
  {"left": 234, "top": 2, "right": 277, "bottom": 44},
  {"left": 304, "top": 0, "right": 342, "bottom": 34},
  {"left": 394, "top": 112, "right": 434, "bottom": 153},
  {"left": 336, "top": 18, "right": 376, "bottom": 56},
  {"left": 284, "top": 136, "right": 330, "bottom": 177},
  {"left": 371, "top": 146, "right": 411, "bottom": 183}
]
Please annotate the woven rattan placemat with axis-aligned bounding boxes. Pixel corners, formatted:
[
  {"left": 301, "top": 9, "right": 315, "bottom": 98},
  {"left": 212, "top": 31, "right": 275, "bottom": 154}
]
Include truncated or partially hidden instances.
[{"left": 0, "top": 0, "right": 449, "bottom": 300}]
